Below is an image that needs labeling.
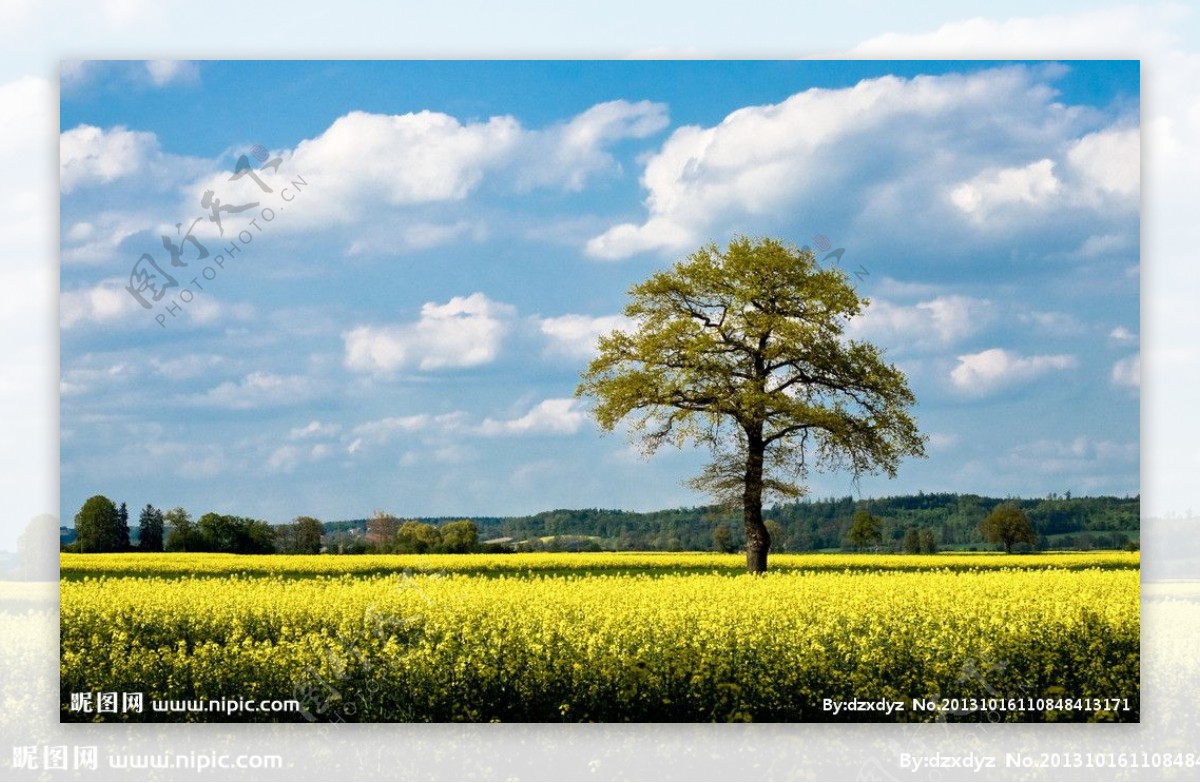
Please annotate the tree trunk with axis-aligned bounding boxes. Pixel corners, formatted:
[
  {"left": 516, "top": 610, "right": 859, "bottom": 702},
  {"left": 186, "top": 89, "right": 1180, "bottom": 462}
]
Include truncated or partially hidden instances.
[{"left": 743, "top": 427, "right": 770, "bottom": 574}]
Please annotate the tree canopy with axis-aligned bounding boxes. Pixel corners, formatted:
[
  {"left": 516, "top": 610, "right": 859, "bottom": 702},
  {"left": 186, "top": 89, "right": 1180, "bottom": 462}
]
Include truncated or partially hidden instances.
[
  {"left": 74, "top": 495, "right": 124, "bottom": 553},
  {"left": 980, "top": 504, "right": 1037, "bottom": 553},
  {"left": 578, "top": 236, "right": 925, "bottom": 572}
]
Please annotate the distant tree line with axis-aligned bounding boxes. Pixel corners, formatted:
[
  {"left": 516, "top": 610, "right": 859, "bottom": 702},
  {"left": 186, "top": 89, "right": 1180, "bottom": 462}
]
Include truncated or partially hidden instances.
[
  {"left": 63, "top": 495, "right": 487, "bottom": 556},
  {"left": 64, "top": 491, "right": 1138, "bottom": 555}
]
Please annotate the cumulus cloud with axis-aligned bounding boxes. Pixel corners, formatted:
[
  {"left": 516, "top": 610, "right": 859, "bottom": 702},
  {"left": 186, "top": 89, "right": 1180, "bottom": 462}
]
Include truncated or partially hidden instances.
[
  {"left": 343, "top": 293, "right": 515, "bottom": 373},
  {"left": 539, "top": 313, "right": 633, "bottom": 358},
  {"left": 585, "top": 66, "right": 1138, "bottom": 259},
  {"left": 950, "top": 348, "right": 1077, "bottom": 395},
  {"left": 478, "top": 398, "right": 587, "bottom": 436},
  {"left": 516, "top": 99, "right": 669, "bottom": 191},
  {"left": 1112, "top": 354, "right": 1140, "bottom": 389},
  {"left": 1066, "top": 127, "right": 1140, "bottom": 205},
  {"left": 849, "top": 295, "right": 990, "bottom": 350},
  {"left": 60, "top": 124, "right": 162, "bottom": 194},
  {"left": 289, "top": 110, "right": 520, "bottom": 217},
  {"left": 351, "top": 414, "right": 446, "bottom": 444},
  {"left": 248, "top": 99, "right": 667, "bottom": 226},
  {"left": 61, "top": 211, "right": 158, "bottom": 265},
  {"left": 949, "top": 159, "right": 1060, "bottom": 220}
]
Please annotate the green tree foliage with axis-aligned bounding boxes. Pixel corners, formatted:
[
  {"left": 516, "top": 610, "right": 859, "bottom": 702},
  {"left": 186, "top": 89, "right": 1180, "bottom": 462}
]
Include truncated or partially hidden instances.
[
  {"left": 902, "top": 526, "right": 921, "bottom": 554},
  {"left": 918, "top": 527, "right": 938, "bottom": 554},
  {"left": 438, "top": 520, "right": 478, "bottom": 554},
  {"left": 196, "top": 513, "right": 275, "bottom": 554},
  {"left": 394, "top": 521, "right": 441, "bottom": 554},
  {"left": 294, "top": 516, "right": 324, "bottom": 554},
  {"left": 74, "top": 495, "right": 123, "bottom": 553},
  {"left": 137, "top": 504, "right": 165, "bottom": 552},
  {"left": 712, "top": 523, "right": 736, "bottom": 553},
  {"left": 847, "top": 510, "right": 882, "bottom": 551},
  {"left": 163, "top": 507, "right": 199, "bottom": 552},
  {"left": 577, "top": 236, "right": 925, "bottom": 572},
  {"left": 980, "top": 504, "right": 1037, "bottom": 554}
]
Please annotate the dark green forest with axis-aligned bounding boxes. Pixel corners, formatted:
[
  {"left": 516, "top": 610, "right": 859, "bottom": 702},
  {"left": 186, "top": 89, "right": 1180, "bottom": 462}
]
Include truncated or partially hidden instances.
[
  {"left": 63, "top": 492, "right": 1139, "bottom": 555},
  {"left": 323, "top": 493, "right": 1139, "bottom": 553}
]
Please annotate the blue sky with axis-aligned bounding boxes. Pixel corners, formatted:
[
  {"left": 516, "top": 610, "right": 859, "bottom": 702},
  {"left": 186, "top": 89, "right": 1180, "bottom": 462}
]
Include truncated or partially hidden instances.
[{"left": 59, "top": 60, "right": 1140, "bottom": 525}]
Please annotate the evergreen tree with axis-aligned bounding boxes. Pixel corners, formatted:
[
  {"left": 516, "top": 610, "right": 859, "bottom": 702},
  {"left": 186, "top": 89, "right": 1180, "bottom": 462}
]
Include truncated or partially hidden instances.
[
  {"left": 117, "top": 502, "right": 131, "bottom": 551},
  {"left": 137, "top": 504, "right": 165, "bottom": 552}
]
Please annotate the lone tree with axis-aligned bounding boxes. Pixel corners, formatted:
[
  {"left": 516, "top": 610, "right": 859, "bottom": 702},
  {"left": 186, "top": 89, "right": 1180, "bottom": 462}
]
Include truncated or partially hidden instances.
[
  {"left": 980, "top": 504, "right": 1037, "bottom": 553},
  {"left": 847, "top": 509, "right": 882, "bottom": 551},
  {"left": 577, "top": 236, "right": 925, "bottom": 573},
  {"left": 74, "top": 495, "right": 123, "bottom": 553}
]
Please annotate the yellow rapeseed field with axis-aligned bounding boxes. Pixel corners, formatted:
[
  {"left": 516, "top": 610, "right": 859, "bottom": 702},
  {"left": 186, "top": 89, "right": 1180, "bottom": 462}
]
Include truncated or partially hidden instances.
[{"left": 59, "top": 552, "right": 1139, "bottom": 722}]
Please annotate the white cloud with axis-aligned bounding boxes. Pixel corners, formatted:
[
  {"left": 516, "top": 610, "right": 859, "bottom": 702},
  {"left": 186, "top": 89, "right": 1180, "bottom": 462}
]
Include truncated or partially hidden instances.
[
  {"left": 151, "top": 354, "right": 227, "bottom": 380},
  {"left": 927, "top": 432, "right": 959, "bottom": 451},
  {"left": 539, "top": 313, "right": 633, "bottom": 358},
  {"left": 350, "top": 414, "right": 434, "bottom": 444},
  {"left": 59, "top": 361, "right": 136, "bottom": 398},
  {"left": 585, "top": 67, "right": 1115, "bottom": 260},
  {"left": 1075, "top": 232, "right": 1134, "bottom": 258},
  {"left": 194, "top": 371, "right": 315, "bottom": 409},
  {"left": 266, "top": 445, "right": 302, "bottom": 473},
  {"left": 478, "top": 398, "right": 587, "bottom": 436},
  {"left": 61, "top": 211, "right": 155, "bottom": 265},
  {"left": 289, "top": 420, "right": 341, "bottom": 440},
  {"left": 1018, "top": 310, "right": 1085, "bottom": 336},
  {"left": 235, "top": 99, "right": 667, "bottom": 227},
  {"left": 517, "top": 99, "right": 669, "bottom": 191},
  {"left": 60, "top": 279, "right": 143, "bottom": 329},
  {"left": 1109, "top": 326, "right": 1138, "bottom": 344},
  {"left": 1112, "top": 353, "right": 1140, "bottom": 389},
  {"left": 288, "top": 110, "right": 520, "bottom": 219},
  {"left": 849, "top": 295, "right": 990, "bottom": 350},
  {"left": 144, "top": 60, "right": 198, "bottom": 87},
  {"left": 1066, "top": 127, "right": 1140, "bottom": 205},
  {"left": 949, "top": 159, "right": 1060, "bottom": 221},
  {"left": 60, "top": 124, "right": 161, "bottom": 194},
  {"left": 950, "top": 348, "right": 1077, "bottom": 395},
  {"left": 343, "top": 292, "right": 515, "bottom": 372}
]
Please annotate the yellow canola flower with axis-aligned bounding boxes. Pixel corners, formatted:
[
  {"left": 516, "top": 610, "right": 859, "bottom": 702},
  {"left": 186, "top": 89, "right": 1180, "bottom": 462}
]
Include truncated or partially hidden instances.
[{"left": 59, "top": 552, "right": 1139, "bottom": 723}]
